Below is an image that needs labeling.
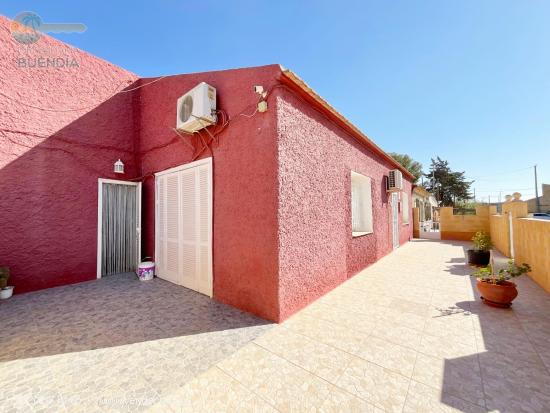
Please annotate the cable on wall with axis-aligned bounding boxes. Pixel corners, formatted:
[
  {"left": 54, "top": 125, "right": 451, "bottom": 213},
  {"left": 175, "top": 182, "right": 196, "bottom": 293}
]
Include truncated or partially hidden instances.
[{"left": 0, "top": 75, "right": 170, "bottom": 113}]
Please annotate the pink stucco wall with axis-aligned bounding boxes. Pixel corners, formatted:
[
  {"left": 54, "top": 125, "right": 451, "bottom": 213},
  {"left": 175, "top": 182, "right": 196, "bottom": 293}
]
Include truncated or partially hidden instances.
[
  {"left": 275, "top": 89, "right": 413, "bottom": 321},
  {"left": 0, "top": 16, "right": 138, "bottom": 293},
  {"left": 136, "top": 65, "right": 282, "bottom": 321}
]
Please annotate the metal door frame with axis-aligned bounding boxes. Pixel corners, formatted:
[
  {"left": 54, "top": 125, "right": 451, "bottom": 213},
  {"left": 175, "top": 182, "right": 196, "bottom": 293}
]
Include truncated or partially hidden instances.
[{"left": 97, "top": 179, "right": 142, "bottom": 278}]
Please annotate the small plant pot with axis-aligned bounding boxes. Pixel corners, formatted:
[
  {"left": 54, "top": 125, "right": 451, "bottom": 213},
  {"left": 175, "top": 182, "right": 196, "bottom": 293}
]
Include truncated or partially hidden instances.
[
  {"left": 0, "top": 286, "right": 14, "bottom": 300},
  {"left": 467, "top": 249, "right": 490, "bottom": 266},
  {"left": 476, "top": 280, "right": 518, "bottom": 308}
]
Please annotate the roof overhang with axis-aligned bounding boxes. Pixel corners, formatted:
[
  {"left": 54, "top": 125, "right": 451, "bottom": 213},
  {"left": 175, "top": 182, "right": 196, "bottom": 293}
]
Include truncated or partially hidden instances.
[{"left": 278, "top": 68, "right": 415, "bottom": 181}]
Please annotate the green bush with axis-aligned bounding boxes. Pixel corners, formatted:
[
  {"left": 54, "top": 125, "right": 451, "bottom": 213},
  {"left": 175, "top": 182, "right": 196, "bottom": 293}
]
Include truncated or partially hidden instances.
[
  {"left": 471, "top": 231, "right": 492, "bottom": 252},
  {"left": 473, "top": 260, "right": 531, "bottom": 285}
]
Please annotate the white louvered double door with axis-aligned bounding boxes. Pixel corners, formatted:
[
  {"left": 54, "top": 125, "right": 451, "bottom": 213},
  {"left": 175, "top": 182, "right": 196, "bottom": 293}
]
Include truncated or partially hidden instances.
[{"left": 155, "top": 158, "right": 213, "bottom": 296}]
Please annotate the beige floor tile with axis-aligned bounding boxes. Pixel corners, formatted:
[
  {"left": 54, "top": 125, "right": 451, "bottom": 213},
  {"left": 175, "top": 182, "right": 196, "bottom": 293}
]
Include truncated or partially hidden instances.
[
  {"left": 389, "top": 289, "right": 434, "bottom": 306},
  {"left": 403, "top": 380, "right": 487, "bottom": 413},
  {"left": 355, "top": 335, "right": 418, "bottom": 377},
  {"left": 412, "top": 353, "right": 485, "bottom": 407},
  {"left": 95, "top": 377, "right": 161, "bottom": 412},
  {"left": 419, "top": 334, "right": 478, "bottom": 359},
  {"left": 252, "top": 360, "right": 334, "bottom": 412},
  {"left": 5, "top": 240, "right": 550, "bottom": 413},
  {"left": 371, "top": 322, "right": 423, "bottom": 349},
  {"left": 282, "top": 312, "right": 370, "bottom": 354},
  {"left": 218, "top": 343, "right": 333, "bottom": 412},
  {"left": 320, "top": 288, "right": 394, "bottom": 312},
  {"left": 320, "top": 386, "right": 377, "bottom": 412},
  {"left": 216, "top": 343, "right": 288, "bottom": 389},
  {"left": 254, "top": 326, "right": 353, "bottom": 382},
  {"left": 336, "top": 356, "right": 410, "bottom": 413},
  {"left": 164, "top": 367, "right": 277, "bottom": 413},
  {"left": 300, "top": 301, "right": 378, "bottom": 334},
  {"left": 423, "top": 317, "right": 477, "bottom": 346},
  {"left": 377, "top": 307, "right": 427, "bottom": 332}
]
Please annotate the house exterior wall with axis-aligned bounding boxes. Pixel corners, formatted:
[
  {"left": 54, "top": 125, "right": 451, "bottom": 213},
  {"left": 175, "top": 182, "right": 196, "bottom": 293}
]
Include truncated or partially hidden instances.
[
  {"left": 137, "top": 65, "right": 282, "bottom": 321},
  {"left": 0, "top": 16, "right": 138, "bottom": 293},
  {"left": 275, "top": 91, "right": 413, "bottom": 321},
  {"left": 1, "top": 14, "right": 413, "bottom": 322},
  {"left": 526, "top": 183, "right": 550, "bottom": 213}
]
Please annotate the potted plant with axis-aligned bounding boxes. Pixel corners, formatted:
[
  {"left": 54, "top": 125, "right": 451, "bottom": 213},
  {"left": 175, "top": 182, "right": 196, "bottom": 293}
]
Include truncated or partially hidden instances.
[
  {"left": 467, "top": 231, "right": 492, "bottom": 266},
  {"left": 0, "top": 266, "right": 14, "bottom": 300},
  {"left": 473, "top": 260, "right": 531, "bottom": 308}
]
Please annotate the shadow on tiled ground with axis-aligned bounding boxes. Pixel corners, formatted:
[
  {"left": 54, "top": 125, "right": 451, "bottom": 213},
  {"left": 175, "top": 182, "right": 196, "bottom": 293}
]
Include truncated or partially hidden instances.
[
  {"left": 437, "top": 247, "right": 550, "bottom": 413},
  {"left": 0, "top": 273, "right": 273, "bottom": 411},
  {"left": 163, "top": 240, "right": 550, "bottom": 413},
  {"left": 0, "top": 273, "right": 271, "bottom": 362},
  {"left": 3, "top": 242, "right": 550, "bottom": 412},
  {"left": 0, "top": 274, "right": 267, "bottom": 361}
]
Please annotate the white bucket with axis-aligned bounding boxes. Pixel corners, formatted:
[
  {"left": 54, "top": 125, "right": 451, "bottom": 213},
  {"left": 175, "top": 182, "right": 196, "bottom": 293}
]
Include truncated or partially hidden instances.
[
  {"left": 137, "top": 261, "right": 155, "bottom": 281},
  {"left": 0, "top": 286, "right": 14, "bottom": 299}
]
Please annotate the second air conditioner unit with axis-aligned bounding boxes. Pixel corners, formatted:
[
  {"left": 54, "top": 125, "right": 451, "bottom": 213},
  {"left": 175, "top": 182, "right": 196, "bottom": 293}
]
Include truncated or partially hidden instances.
[
  {"left": 387, "top": 169, "right": 403, "bottom": 192},
  {"left": 176, "top": 82, "right": 217, "bottom": 133}
]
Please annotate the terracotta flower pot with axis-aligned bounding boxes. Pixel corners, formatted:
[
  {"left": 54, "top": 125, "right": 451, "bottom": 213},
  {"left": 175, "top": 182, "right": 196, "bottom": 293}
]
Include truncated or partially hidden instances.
[{"left": 476, "top": 280, "right": 518, "bottom": 308}]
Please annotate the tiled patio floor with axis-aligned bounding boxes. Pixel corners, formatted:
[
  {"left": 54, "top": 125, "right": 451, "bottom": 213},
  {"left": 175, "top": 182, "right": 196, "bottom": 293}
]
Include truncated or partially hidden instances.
[
  {"left": 0, "top": 273, "right": 272, "bottom": 412},
  {"left": 2, "top": 240, "right": 550, "bottom": 412}
]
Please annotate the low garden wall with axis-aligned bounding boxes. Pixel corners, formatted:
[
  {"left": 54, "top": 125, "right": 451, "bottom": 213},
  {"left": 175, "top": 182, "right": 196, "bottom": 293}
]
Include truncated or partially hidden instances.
[
  {"left": 439, "top": 205, "right": 495, "bottom": 241},
  {"left": 417, "top": 199, "right": 549, "bottom": 294},
  {"left": 489, "top": 214, "right": 510, "bottom": 257},
  {"left": 476, "top": 201, "right": 549, "bottom": 294},
  {"left": 513, "top": 218, "right": 550, "bottom": 294}
]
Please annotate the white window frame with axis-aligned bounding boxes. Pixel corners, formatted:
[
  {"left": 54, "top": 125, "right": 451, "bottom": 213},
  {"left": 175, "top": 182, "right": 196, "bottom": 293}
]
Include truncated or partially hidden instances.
[
  {"left": 402, "top": 192, "right": 410, "bottom": 225},
  {"left": 351, "top": 171, "right": 374, "bottom": 237}
]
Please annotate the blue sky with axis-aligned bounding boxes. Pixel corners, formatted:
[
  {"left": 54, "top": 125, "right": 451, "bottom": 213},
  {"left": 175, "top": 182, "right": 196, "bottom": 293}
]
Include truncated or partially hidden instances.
[{"left": 3, "top": 1, "right": 549, "bottom": 202}]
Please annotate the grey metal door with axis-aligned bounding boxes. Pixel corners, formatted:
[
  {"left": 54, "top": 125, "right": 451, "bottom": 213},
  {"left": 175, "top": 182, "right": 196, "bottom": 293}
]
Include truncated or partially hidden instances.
[{"left": 99, "top": 181, "right": 141, "bottom": 276}]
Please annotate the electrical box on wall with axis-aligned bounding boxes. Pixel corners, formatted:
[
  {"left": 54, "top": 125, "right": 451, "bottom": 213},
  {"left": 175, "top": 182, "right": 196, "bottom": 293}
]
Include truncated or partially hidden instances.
[{"left": 176, "top": 82, "right": 217, "bottom": 133}]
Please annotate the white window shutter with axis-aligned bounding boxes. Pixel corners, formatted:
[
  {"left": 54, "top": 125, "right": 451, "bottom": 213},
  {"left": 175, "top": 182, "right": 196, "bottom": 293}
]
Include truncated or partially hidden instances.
[
  {"left": 180, "top": 168, "right": 197, "bottom": 290},
  {"left": 197, "top": 164, "right": 212, "bottom": 296},
  {"left": 157, "top": 176, "right": 166, "bottom": 276},
  {"left": 351, "top": 172, "right": 373, "bottom": 234},
  {"left": 155, "top": 158, "right": 213, "bottom": 297},
  {"left": 164, "top": 174, "right": 181, "bottom": 284}
]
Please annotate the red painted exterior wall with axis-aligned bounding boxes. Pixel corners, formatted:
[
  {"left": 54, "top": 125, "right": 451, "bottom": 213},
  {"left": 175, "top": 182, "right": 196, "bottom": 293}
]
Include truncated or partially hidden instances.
[
  {"left": 1, "top": 15, "right": 412, "bottom": 322},
  {"left": 0, "top": 16, "right": 138, "bottom": 293},
  {"left": 136, "top": 66, "right": 282, "bottom": 321},
  {"left": 275, "top": 91, "right": 412, "bottom": 320}
]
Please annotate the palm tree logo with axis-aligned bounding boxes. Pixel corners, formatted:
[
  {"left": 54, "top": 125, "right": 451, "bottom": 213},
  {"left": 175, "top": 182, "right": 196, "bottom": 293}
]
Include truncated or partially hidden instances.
[{"left": 11, "top": 11, "right": 87, "bottom": 44}]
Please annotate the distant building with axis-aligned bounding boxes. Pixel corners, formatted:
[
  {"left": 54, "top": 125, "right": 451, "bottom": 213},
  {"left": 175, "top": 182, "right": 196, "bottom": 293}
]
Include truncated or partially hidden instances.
[
  {"left": 526, "top": 184, "right": 550, "bottom": 213},
  {"left": 412, "top": 186, "right": 438, "bottom": 230}
]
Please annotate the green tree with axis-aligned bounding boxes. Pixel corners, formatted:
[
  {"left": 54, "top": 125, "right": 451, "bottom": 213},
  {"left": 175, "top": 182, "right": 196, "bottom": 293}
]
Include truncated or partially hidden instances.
[
  {"left": 389, "top": 153, "right": 423, "bottom": 183},
  {"left": 424, "top": 157, "right": 472, "bottom": 206}
]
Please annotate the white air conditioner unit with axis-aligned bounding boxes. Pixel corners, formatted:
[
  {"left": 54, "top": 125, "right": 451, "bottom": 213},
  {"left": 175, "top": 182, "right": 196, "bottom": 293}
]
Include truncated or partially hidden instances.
[
  {"left": 176, "top": 82, "right": 217, "bottom": 133},
  {"left": 387, "top": 169, "right": 403, "bottom": 192}
]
